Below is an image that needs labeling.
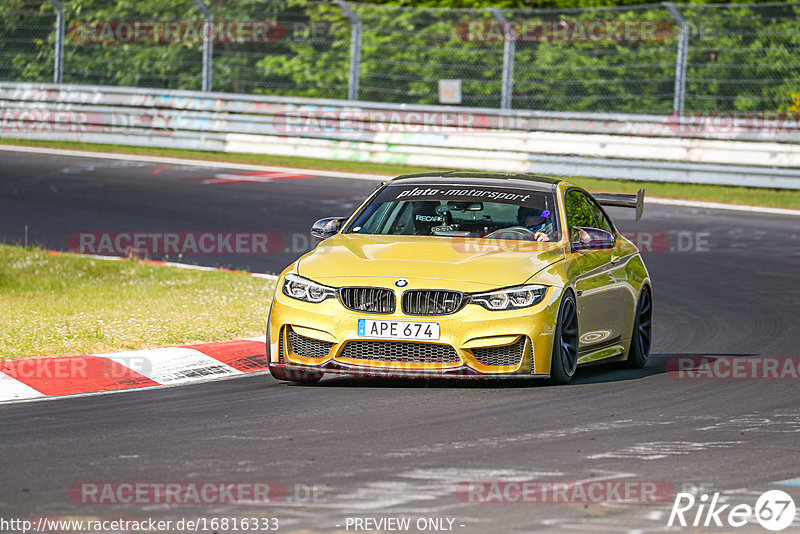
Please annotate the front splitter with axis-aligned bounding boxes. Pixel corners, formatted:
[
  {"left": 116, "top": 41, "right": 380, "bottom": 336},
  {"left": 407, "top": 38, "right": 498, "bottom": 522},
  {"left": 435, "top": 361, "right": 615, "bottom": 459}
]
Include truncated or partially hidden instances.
[{"left": 271, "top": 361, "right": 550, "bottom": 380}]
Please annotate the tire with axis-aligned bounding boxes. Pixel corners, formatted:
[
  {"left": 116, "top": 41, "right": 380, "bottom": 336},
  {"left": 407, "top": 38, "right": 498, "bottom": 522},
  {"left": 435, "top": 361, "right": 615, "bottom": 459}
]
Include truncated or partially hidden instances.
[
  {"left": 548, "top": 291, "right": 579, "bottom": 385},
  {"left": 625, "top": 286, "right": 652, "bottom": 369},
  {"left": 269, "top": 364, "right": 324, "bottom": 384}
]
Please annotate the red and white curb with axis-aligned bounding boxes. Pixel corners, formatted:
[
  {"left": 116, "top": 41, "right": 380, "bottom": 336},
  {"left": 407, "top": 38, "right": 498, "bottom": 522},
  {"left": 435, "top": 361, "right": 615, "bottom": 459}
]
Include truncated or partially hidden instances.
[
  {"left": 0, "top": 336, "right": 270, "bottom": 403},
  {"left": 1, "top": 252, "right": 277, "bottom": 404}
]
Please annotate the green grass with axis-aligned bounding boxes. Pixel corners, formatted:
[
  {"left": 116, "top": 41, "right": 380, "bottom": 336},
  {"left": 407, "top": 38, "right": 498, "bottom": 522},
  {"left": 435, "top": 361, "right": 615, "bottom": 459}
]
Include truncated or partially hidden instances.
[
  {"left": 0, "top": 245, "right": 274, "bottom": 360},
  {"left": 2, "top": 137, "right": 798, "bottom": 210},
  {"left": 567, "top": 176, "right": 800, "bottom": 210}
]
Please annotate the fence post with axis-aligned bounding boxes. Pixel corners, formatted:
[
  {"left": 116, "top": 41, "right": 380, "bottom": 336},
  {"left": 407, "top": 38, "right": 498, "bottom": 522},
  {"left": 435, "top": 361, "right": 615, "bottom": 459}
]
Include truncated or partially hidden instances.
[
  {"left": 335, "top": 0, "right": 361, "bottom": 101},
  {"left": 50, "top": 0, "right": 65, "bottom": 84},
  {"left": 490, "top": 8, "right": 515, "bottom": 110},
  {"left": 192, "top": 0, "right": 213, "bottom": 92},
  {"left": 664, "top": 2, "right": 688, "bottom": 113}
]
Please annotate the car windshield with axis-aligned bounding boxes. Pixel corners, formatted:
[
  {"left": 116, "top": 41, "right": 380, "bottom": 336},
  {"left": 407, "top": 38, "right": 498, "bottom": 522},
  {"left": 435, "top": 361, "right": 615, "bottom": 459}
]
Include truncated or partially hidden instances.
[{"left": 345, "top": 183, "right": 561, "bottom": 241}]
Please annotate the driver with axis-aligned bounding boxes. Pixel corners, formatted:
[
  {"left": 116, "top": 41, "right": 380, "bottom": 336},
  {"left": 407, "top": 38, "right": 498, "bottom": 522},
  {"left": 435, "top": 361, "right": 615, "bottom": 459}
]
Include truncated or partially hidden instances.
[{"left": 517, "top": 206, "right": 554, "bottom": 242}]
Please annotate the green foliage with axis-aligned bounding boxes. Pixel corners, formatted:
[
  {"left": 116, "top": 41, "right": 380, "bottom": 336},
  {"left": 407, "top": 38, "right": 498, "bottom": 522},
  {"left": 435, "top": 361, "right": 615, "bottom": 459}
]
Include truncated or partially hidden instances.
[
  {"left": 0, "top": 0, "right": 798, "bottom": 112},
  {"left": 354, "top": 0, "right": 798, "bottom": 9},
  {"left": 679, "top": 3, "right": 800, "bottom": 111},
  {"left": 0, "top": 0, "right": 56, "bottom": 82},
  {"left": 0, "top": 244, "right": 274, "bottom": 359}
]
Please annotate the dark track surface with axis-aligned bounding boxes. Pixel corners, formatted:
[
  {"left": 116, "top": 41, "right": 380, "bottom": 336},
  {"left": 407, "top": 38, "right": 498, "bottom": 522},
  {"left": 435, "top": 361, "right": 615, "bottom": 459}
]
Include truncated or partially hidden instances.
[{"left": 1, "top": 149, "right": 800, "bottom": 533}]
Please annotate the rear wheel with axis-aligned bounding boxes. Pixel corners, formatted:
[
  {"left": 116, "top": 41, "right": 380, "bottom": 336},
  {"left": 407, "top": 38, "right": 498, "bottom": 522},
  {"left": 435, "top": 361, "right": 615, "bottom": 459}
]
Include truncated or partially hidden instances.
[
  {"left": 549, "top": 291, "right": 579, "bottom": 385},
  {"left": 269, "top": 365, "right": 324, "bottom": 384},
  {"left": 626, "top": 286, "right": 652, "bottom": 368}
]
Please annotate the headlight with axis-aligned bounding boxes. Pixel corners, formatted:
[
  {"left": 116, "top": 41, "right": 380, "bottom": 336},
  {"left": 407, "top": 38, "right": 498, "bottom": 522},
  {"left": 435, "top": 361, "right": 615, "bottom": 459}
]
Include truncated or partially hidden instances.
[
  {"left": 282, "top": 274, "right": 337, "bottom": 303},
  {"left": 470, "top": 285, "right": 547, "bottom": 311}
]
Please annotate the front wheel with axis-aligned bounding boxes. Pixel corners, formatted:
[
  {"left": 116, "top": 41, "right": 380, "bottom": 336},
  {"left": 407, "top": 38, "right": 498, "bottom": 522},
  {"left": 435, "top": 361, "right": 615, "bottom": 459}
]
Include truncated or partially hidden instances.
[
  {"left": 549, "top": 291, "right": 579, "bottom": 385},
  {"left": 625, "top": 286, "right": 652, "bottom": 369}
]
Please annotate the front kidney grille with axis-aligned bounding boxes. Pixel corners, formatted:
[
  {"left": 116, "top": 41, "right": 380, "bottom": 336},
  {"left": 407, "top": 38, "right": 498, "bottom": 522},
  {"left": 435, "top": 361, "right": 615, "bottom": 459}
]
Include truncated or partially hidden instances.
[
  {"left": 402, "top": 290, "right": 465, "bottom": 316},
  {"left": 288, "top": 327, "right": 334, "bottom": 359},
  {"left": 340, "top": 341, "right": 461, "bottom": 364},
  {"left": 471, "top": 337, "right": 527, "bottom": 367},
  {"left": 339, "top": 287, "right": 396, "bottom": 314}
]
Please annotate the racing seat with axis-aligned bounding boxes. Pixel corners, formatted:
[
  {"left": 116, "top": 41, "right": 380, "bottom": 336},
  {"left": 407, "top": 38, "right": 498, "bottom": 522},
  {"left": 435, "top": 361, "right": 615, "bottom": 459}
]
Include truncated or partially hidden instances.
[{"left": 411, "top": 202, "right": 443, "bottom": 235}]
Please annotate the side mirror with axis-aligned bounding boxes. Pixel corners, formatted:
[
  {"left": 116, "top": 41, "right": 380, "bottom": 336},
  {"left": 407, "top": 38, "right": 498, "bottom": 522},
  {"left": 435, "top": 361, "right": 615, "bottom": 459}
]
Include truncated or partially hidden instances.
[
  {"left": 571, "top": 227, "right": 616, "bottom": 251},
  {"left": 311, "top": 217, "right": 347, "bottom": 239}
]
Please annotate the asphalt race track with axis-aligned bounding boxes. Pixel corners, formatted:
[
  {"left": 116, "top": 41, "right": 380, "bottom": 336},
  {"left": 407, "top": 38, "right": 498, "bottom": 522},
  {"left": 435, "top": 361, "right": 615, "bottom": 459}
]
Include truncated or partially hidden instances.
[{"left": 1, "top": 149, "right": 800, "bottom": 533}]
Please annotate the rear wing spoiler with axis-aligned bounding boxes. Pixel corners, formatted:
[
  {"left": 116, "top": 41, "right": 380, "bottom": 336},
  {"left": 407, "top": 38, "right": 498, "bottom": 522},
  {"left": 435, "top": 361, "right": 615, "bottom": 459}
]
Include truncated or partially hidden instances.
[{"left": 591, "top": 189, "right": 645, "bottom": 221}]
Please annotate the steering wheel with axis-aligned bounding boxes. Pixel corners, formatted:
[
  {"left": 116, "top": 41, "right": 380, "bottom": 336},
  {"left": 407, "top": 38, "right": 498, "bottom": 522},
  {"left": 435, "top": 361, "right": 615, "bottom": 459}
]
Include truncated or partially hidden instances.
[{"left": 484, "top": 226, "right": 538, "bottom": 241}]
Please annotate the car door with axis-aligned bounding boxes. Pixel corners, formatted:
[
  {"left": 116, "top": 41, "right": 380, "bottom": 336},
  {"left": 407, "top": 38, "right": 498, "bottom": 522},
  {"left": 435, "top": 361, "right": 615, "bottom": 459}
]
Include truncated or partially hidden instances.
[{"left": 564, "top": 189, "right": 627, "bottom": 355}]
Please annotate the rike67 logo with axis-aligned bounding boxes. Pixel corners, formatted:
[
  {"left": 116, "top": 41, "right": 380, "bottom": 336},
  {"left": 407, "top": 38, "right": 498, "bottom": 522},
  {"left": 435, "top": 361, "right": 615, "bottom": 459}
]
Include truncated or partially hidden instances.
[{"left": 668, "top": 490, "right": 796, "bottom": 531}]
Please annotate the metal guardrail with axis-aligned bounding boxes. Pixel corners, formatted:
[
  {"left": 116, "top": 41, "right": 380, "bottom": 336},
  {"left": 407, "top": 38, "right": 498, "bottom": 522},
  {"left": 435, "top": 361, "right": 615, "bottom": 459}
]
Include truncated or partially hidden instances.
[
  {"left": 4, "top": 82, "right": 800, "bottom": 142},
  {"left": 1, "top": 83, "right": 799, "bottom": 189}
]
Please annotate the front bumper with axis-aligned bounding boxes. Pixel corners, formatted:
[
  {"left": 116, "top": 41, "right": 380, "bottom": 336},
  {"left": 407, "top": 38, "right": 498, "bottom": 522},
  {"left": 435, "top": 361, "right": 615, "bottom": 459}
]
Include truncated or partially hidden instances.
[
  {"left": 268, "top": 282, "right": 563, "bottom": 379},
  {"left": 269, "top": 361, "right": 551, "bottom": 380}
]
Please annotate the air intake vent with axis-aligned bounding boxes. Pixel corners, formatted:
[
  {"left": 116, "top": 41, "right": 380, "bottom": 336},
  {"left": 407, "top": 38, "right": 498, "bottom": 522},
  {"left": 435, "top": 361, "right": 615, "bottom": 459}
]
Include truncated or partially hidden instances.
[
  {"left": 471, "top": 337, "right": 527, "bottom": 367},
  {"left": 288, "top": 327, "right": 334, "bottom": 359},
  {"left": 339, "top": 287, "right": 396, "bottom": 314},
  {"left": 340, "top": 341, "right": 461, "bottom": 364},
  {"left": 277, "top": 326, "right": 285, "bottom": 363},
  {"left": 402, "top": 290, "right": 465, "bottom": 316}
]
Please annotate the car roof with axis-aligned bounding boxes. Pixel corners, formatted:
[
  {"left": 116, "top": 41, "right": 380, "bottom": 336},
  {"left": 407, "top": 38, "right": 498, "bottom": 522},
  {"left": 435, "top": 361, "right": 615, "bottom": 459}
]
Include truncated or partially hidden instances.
[{"left": 388, "top": 172, "right": 561, "bottom": 193}]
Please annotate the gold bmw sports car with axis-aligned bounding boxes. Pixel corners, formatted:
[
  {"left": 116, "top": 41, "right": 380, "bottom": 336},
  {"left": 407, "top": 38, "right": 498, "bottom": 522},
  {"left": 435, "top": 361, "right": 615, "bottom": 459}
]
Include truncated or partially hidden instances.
[{"left": 268, "top": 172, "right": 652, "bottom": 385}]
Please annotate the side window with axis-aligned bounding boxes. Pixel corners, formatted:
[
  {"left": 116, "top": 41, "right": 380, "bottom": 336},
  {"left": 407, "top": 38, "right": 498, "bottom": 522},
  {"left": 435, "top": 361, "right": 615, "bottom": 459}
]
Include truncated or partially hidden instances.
[
  {"left": 584, "top": 196, "right": 615, "bottom": 234},
  {"left": 564, "top": 190, "right": 596, "bottom": 230}
]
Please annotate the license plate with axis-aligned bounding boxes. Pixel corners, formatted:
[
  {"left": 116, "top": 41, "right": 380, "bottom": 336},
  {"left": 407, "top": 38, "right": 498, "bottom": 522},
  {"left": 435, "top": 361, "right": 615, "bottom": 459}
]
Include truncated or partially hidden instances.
[{"left": 357, "top": 318, "right": 440, "bottom": 341}]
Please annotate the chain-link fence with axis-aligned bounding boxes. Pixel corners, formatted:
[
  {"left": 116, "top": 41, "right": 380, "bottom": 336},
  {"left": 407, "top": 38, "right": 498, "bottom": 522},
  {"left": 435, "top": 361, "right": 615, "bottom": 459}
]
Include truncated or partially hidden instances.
[
  {"left": 1, "top": 0, "right": 799, "bottom": 114},
  {"left": 680, "top": 2, "right": 800, "bottom": 112}
]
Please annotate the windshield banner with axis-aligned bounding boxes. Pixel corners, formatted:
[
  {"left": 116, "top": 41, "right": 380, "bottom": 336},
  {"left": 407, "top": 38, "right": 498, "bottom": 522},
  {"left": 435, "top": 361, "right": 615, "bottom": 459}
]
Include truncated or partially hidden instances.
[{"left": 382, "top": 185, "right": 547, "bottom": 207}]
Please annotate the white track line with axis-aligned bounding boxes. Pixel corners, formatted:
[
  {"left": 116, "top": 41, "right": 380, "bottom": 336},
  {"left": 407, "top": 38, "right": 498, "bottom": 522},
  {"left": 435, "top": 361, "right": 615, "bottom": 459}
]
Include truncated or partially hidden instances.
[
  {"left": 646, "top": 197, "right": 800, "bottom": 216},
  {"left": 53, "top": 251, "right": 279, "bottom": 280},
  {"left": 0, "top": 144, "right": 389, "bottom": 181},
  {"left": 1, "top": 144, "right": 798, "bottom": 217}
]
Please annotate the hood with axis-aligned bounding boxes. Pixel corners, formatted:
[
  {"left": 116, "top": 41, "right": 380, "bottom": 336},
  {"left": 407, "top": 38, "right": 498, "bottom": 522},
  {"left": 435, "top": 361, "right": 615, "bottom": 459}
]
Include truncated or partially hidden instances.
[{"left": 297, "top": 234, "right": 564, "bottom": 290}]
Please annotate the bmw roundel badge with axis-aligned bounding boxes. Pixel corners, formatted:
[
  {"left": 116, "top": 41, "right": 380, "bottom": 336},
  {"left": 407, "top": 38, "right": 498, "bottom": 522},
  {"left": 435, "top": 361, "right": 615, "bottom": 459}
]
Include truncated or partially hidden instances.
[{"left": 395, "top": 279, "right": 409, "bottom": 288}]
